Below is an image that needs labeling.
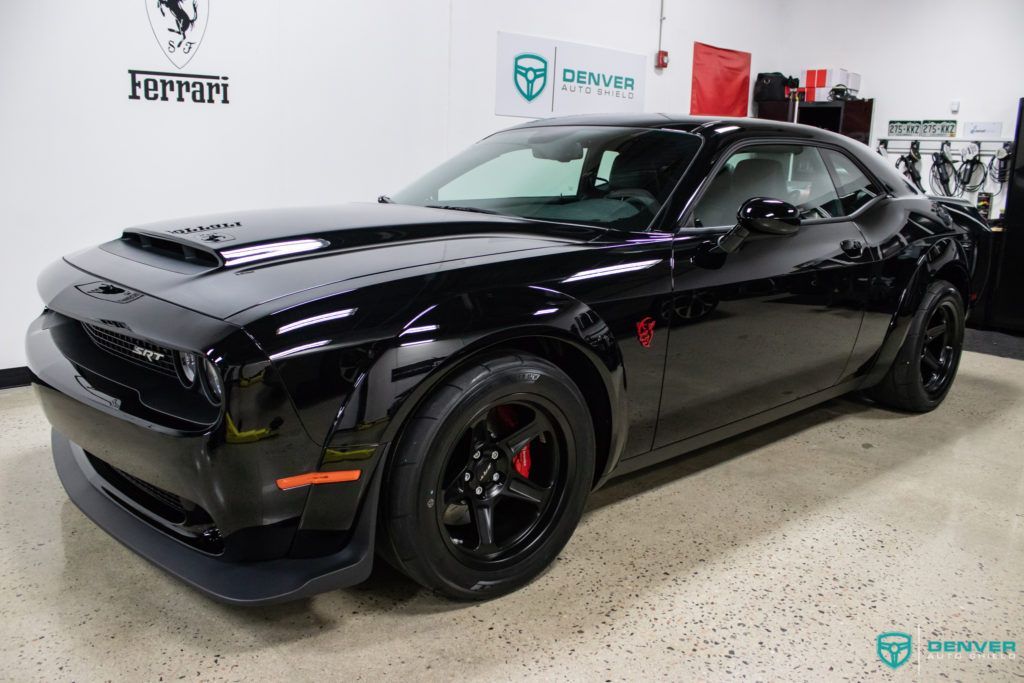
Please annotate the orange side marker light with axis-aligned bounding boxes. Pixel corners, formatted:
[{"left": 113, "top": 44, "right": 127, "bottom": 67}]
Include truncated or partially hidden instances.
[{"left": 276, "top": 470, "right": 361, "bottom": 491}]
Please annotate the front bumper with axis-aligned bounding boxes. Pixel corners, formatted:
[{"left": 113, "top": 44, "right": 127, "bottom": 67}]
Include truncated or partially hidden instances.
[
  {"left": 27, "top": 256, "right": 385, "bottom": 604},
  {"left": 53, "top": 430, "right": 379, "bottom": 605}
]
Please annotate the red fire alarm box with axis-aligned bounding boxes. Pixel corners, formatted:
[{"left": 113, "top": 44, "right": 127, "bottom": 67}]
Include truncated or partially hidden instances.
[{"left": 656, "top": 50, "right": 669, "bottom": 69}]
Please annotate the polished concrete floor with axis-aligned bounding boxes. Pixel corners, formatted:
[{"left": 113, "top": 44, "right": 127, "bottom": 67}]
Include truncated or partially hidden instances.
[{"left": 1, "top": 351, "right": 1022, "bottom": 682}]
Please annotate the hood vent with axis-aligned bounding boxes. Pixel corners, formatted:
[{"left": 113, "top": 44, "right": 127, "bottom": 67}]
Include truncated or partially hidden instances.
[{"left": 121, "top": 230, "right": 222, "bottom": 268}]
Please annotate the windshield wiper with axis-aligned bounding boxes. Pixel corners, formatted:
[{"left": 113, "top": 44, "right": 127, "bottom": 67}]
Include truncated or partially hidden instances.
[{"left": 424, "top": 204, "right": 501, "bottom": 215}]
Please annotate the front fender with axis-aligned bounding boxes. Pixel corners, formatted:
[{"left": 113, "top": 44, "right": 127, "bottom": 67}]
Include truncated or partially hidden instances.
[{"left": 325, "top": 285, "right": 627, "bottom": 483}]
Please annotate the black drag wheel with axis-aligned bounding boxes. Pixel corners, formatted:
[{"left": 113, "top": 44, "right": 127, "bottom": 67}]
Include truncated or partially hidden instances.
[
  {"left": 868, "top": 279, "right": 965, "bottom": 412},
  {"left": 381, "top": 353, "right": 595, "bottom": 599}
]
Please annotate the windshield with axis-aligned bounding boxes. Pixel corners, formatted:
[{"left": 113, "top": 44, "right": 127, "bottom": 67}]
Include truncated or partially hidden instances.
[{"left": 391, "top": 126, "right": 702, "bottom": 230}]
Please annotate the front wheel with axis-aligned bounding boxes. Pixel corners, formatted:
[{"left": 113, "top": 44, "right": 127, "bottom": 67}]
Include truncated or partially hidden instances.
[
  {"left": 381, "top": 353, "right": 595, "bottom": 599},
  {"left": 868, "top": 279, "right": 965, "bottom": 412}
]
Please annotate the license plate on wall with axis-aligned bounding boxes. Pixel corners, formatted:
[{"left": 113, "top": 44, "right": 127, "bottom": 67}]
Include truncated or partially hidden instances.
[{"left": 887, "top": 120, "right": 957, "bottom": 137}]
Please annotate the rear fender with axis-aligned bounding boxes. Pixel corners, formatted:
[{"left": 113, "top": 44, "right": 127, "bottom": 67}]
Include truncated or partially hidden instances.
[{"left": 860, "top": 236, "right": 970, "bottom": 385}]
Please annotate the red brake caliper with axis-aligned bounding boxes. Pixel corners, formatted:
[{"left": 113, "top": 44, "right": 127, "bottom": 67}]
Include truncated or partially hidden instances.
[{"left": 495, "top": 406, "right": 531, "bottom": 478}]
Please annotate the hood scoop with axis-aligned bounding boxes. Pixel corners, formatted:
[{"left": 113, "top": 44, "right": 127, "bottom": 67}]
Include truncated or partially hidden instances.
[
  {"left": 119, "top": 228, "right": 333, "bottom": 272},
  {"left": 121, "top": 230, "right": 223, "bottom": 268}
]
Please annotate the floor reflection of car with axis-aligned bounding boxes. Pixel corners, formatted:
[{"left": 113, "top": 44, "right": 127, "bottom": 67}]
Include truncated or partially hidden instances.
[{"left": 27, "top": 115, "right": 986, "bottom": 604}]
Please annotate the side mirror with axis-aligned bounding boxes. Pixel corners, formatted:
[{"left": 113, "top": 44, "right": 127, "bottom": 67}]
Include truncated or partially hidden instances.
[
  {"left": 738, "top": 197, "right": 801, "bottom": 235},
  {"left": 717, "top": 197, "right": 800, "bottom": 253}
]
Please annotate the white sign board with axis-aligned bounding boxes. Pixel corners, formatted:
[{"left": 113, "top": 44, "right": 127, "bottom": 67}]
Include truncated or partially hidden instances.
[
  {"left": 964, "top": 121, "right": 1003, "bottom": 138},
  {"left": 495, "top": 32, "right": 646, "bottom": 118}
]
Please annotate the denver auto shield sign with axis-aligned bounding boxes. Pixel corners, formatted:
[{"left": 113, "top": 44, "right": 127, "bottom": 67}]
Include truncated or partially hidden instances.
[{"left": 496, "top": 32, "right": 646, "bottom": 117}]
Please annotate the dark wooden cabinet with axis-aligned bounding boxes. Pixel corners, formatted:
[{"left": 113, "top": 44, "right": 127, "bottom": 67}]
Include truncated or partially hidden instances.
[
  {"left": 754, "top": 100, "right": 796, "bottom": 123},
  {"left": 796, "top": 99, "right": 874, "bottom": 144},
  {"left": 755, "top": 98, "right": 874, "bottom": 144}
]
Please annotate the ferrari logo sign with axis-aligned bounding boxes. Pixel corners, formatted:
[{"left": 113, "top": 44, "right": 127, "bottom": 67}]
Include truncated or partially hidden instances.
[
  {"left": 513, "top": 53, "right": 548, "bottom": 102},
  {"left": 146, "top": 0, "right": 210, "bottom": 69},
  {"left": 877, "top": 632, "right": 912, "bottom": 669}
]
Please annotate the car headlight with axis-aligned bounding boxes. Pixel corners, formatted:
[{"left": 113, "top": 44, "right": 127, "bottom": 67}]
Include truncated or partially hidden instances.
[
  {"left": 176, "top": 351, "right": 198, "bottom": 387},
  {"left": 203, "top": 358, "right": 223, "bottom": 403}
]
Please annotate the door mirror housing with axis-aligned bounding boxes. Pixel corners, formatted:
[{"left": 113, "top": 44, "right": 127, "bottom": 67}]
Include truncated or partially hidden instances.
[
  {"left": 716, "top": 197, "right": 801, "bottom": 254},
  {"left": 737, "top": 197, "right": 801, "bottom": 235}
]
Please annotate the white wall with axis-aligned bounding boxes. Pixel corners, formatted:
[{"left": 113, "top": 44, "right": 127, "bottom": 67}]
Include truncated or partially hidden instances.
[
  {"left": 1, "top": 0, "right": 1021, "bottom": 368},
  {"left": 444, "top": 0, "right": 789, "bottom": 151},
  {"left": 0, "top": 0, "right": 789, "bottom": 368},
  {"left": 776, "top": 0, "right": 1024, "bottom": 214},
  {"left": 0, "top": 1, "right": 455, "bottom": 368}
]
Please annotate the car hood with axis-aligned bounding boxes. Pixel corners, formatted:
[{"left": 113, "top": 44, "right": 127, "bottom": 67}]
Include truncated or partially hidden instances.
[{"left": 63, "top": 203, "right": 599, "bottom": 321}]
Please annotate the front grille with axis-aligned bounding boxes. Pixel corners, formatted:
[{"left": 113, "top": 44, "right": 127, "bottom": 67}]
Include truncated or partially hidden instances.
[
  {"left": 117, "top": 467, "right": 187, "bottom": 519},
  {"left": 85, "top": 453, "right": 223, "bottom": 554},
  {"left": 82, "top": 323, "right": 178, "bottom": 377}
]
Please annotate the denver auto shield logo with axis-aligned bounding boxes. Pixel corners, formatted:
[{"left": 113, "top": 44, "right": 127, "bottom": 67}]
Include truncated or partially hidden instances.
[
  {"left": 513, "top": 53, "right": 548, "bottom": 102},
  {"left": 877, "top": 632, "right": 913, "bottom": 669},
  {"left": 146, "top": 0, "right": 209, "bottom": 69}
]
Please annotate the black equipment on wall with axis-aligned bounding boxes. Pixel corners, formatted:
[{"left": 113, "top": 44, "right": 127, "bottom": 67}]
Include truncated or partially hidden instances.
[
  {"left": 956, "top": 142, "right": 988, "bottom": 194},
  {"left": 989, "top": 142, "right": 1013, "bottom": 194},
  {"left": 930, "top": 141, "right": 958, "bottom": 196},
  {"left": 896, "top": 140, "right": 926, "bottom": 192},
  {"left": 984, "top": 97, "right": 1024, "bottom": 332}
]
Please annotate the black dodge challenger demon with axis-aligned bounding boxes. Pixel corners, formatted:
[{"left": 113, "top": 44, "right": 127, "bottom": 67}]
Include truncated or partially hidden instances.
[{"left": 28, "top": 115, "right": 989, "bottom": 604}]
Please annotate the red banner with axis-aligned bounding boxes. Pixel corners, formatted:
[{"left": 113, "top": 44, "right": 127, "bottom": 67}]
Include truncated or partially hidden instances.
[{"left": 690, "top": 42, "right": 751, "bottom": 117}]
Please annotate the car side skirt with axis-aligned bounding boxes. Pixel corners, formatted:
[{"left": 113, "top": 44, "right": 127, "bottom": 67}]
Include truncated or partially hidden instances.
[{"left": 605, "top": 378, "right": 865, "bottom": 481}]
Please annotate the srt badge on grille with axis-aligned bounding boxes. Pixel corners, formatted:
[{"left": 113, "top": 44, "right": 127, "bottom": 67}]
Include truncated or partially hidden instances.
[{"left": 132, "top": 346, "right": 166, "bottom": 363}]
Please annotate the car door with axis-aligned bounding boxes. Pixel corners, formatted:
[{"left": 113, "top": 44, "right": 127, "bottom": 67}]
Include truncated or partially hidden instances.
[{"left": 651, "top": 142, "right": 868, "bottom": 449}]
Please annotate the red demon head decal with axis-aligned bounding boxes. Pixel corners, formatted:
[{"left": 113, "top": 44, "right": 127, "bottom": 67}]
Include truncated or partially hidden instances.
[{"left": 636, "top": 316, "right": 656, "bottom": 348}]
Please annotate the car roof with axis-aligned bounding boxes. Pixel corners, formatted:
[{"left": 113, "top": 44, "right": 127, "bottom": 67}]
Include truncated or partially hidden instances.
[
  {"left": 506, "top": 113, "right": 845, "bottom": 142},
  {"left": 502, "top": 114, "right": 911, "bottom": 196}
]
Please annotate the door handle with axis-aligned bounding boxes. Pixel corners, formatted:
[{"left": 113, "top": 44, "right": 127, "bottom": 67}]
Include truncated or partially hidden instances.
[{"left": 839, "top": 239, "right": 864, "bottom": 257}]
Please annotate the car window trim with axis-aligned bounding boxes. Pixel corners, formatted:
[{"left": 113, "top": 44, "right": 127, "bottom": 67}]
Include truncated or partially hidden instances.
[
  {"left": 818, "top": 146, "right": 886, "bottom": 216},
  {"left": 675, "top": 137, "right": 890, "bottom": 232}
]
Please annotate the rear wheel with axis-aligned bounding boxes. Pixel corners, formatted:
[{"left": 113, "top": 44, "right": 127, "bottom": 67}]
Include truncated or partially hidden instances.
[
  {"left": 868, "top": 279, "right": 965, "bottom": 412},
  {"left": 382, "top": 353, "right": 594, "bottom": 599}
]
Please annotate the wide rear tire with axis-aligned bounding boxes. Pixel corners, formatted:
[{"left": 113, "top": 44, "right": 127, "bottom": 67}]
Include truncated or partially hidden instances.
[
  {"left": 381, "top": 352, "right": 595, "bottom": 600},
  {"left": 868, "top": 279, "right": 964, "bottom": 412}
]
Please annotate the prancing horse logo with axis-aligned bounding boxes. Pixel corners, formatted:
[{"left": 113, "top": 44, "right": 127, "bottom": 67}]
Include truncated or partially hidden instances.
[
  {"left": 76, "top": 282, "right": 143, "bottom": 304},
  {"left": 146, "top": 0, "right": 210, "bottom": 69}
]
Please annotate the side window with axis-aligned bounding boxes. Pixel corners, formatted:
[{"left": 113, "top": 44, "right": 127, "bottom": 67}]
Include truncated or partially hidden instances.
[
  {"left": 595, "top": 150, "right": 619, "bottom": 188},
  {"left": 821, "top": 149, "right": 881, "bottom": 215},
  {"left": 693, "top": 144, "right": 843, "bottom": 227}
]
